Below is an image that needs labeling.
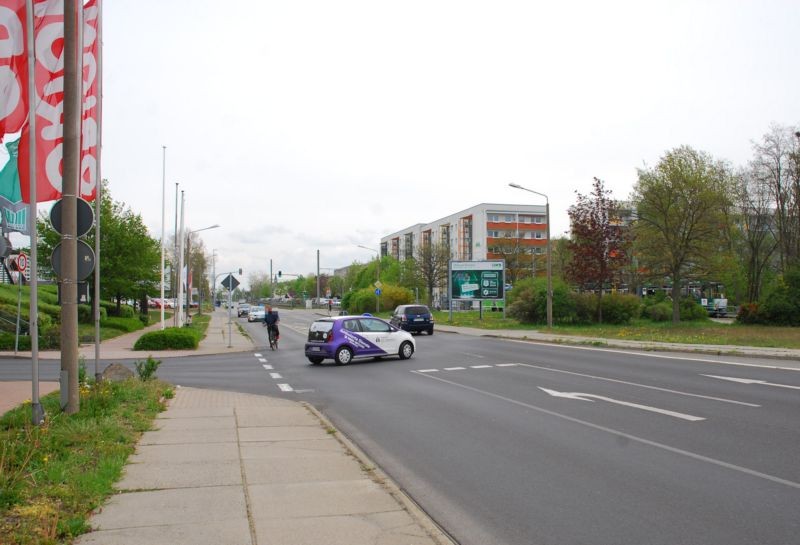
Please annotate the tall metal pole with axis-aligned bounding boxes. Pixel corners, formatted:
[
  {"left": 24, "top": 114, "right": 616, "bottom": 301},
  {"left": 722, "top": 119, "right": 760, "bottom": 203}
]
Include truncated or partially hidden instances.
[
  {"left": 61, "top": 0, "right": 80, "bottom": 413},
  {"left": 93, "top": 0, "right": 103, "bottom": 382},
  {"left": 509, "top": 183, "right": 552, "bottom": 328},
  {"left": 173, "top": 182, "right": 178, "bottom": 326},
  {"left": 25, "top": 0, "right": 43, "bottom": 424},
  {"left": 316, "top": 250, "right": 320, "bottom": 303},
  {"left": 176, "top": 191, "right": 185, "bottom": 326},
  {"left": 160, "top": 146, "right": 166, "bottom": 329}
]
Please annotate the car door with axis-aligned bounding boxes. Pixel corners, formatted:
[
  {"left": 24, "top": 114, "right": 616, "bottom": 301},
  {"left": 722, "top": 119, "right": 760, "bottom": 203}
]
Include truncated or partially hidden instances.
[
  {"left": 358, "top": 318, "right": 398, "bottom": 355},
  {"left": 341, "top": 318, "right": 380, "bottom": 357}
]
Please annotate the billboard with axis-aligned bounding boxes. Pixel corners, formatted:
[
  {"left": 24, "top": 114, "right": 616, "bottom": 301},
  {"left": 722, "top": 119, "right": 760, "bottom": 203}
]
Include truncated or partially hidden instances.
[{"left": 449, "top": 260, "right": 505, "bottom": 301}]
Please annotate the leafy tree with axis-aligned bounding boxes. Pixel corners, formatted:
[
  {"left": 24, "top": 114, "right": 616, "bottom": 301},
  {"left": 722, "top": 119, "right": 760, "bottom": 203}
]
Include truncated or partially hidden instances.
[
  {"left": 414, "top": 241, "right": 450, "bottom": 304},
  {"left": 491, "top": 237, "right": 535, "bottom": 284},
  {"left": 632, "top": 146, "right": 734, "bottom": 322},
  {"left": 566, "top": 177, "right": 629, "bottom": 322},
  {"left": 37, "top": 182, "right": 160, "bottom": 314}
]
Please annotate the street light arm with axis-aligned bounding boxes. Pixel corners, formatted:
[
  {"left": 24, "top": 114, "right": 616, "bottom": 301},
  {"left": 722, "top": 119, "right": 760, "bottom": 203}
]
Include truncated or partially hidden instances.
[{"left": 508, "top": 183, "right": 548, "bottom": 204}]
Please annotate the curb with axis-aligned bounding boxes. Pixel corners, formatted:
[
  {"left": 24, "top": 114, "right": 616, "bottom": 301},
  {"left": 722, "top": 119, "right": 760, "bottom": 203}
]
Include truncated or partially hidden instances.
[{"left": 302, "top": 402, "right": 459, "bottom": 545}]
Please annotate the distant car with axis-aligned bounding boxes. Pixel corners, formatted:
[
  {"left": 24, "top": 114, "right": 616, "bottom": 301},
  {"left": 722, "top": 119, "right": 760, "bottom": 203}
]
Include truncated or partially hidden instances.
[
  {"left": 305, "top": 315, "right": 415, "bottom": 365},
  {"left": 389, "top": 304, "right": 434, "bottom": 335},
  {"left": 248, "top": 306, "right": 265, "bottom": 322},
  {"left": 238, "top": 303, "right": 251, "bottom": 317}
]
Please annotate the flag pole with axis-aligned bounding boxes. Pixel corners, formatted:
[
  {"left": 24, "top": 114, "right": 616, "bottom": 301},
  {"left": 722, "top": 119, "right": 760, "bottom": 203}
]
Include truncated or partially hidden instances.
[
  {"left": 93, "top": 0, "right": 103, "bottom": 381},
  {"left": 160, "top": 146, "right": 166, "bottom": 329},
  {"left": 25, "top": 0, "right": 43, "bottom": 425}
]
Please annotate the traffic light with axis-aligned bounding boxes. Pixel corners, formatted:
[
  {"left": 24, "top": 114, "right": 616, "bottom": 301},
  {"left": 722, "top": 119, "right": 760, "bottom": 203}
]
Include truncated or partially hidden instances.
[
  {"left": 278, "top": 270, "right": 282, "bottom": 278},
  {"left": 238, "top": 268, "right": 242, "bottom": 275}
]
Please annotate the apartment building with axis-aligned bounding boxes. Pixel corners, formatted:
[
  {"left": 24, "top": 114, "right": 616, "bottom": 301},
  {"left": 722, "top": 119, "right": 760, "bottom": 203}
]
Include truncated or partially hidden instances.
[{"left": 380, "top": 203, "right": 548, "bottom": 263}]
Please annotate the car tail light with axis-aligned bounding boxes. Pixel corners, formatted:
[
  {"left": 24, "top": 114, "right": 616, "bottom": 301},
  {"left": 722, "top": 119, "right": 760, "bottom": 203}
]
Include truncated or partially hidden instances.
[
  {"left": 400, "top": 315, "right": 408, "bottom": 322},
  {"left": 324, "top": 330, "right": 333, "bottom": 342}
]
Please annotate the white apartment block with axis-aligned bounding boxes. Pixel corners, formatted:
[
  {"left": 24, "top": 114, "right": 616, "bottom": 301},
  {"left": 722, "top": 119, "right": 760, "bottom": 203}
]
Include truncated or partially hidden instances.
[{"left": 380, "top": 203, "right": 548, "bottom": 262}]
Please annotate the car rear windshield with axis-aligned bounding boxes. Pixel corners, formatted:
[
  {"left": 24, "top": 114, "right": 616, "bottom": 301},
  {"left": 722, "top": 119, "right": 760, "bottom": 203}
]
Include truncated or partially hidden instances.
[
  {"left": 309, "top": 321, "right": 334, "bottom": 332},
  {"left": 404, "top": 306, "right": 430, "bottom": 315}
]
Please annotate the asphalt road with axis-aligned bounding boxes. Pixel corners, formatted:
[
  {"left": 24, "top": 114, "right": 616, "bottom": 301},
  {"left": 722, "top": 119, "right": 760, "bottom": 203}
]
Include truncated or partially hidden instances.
[{"left": 2, "top": 309, "right": 798, "bottom": 545}]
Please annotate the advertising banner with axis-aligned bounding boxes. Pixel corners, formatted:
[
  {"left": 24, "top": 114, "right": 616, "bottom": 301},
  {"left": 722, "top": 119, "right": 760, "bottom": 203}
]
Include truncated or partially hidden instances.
[{"left": 449, "top": 260, "right": 505, "bottom": 301}]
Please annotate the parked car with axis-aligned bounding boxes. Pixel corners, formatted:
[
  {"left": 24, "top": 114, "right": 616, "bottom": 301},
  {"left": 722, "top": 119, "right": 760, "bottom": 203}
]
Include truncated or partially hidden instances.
[
  {"left": 389, "top": 304, "right": 434, "bottom": 335},
  {"left": 305, "top": 315, "right": 415, "bottom": 365},
  {"left": 237, "top": 303, "right": 251, "bottom": 317},
  {"left": 248, "top": 306, "right": 265, "bottom": 322}
]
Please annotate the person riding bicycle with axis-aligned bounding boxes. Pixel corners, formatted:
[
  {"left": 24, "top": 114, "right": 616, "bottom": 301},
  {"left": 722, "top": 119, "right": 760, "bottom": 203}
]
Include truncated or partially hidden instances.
[{"left": 263, "top": 306, "right": 280, "bottom": 341}]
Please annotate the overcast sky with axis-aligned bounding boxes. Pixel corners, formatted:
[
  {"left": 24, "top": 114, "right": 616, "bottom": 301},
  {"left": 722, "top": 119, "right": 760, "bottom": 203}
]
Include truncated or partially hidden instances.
[{"left": 17, "top": 0, "right": 800, "bottom": 290}]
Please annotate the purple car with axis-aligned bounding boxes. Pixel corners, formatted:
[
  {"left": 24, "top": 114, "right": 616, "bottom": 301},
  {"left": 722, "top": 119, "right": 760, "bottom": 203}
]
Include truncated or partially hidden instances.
[{"left": 305, "top": 315, "right": 416, "bottom": 365}]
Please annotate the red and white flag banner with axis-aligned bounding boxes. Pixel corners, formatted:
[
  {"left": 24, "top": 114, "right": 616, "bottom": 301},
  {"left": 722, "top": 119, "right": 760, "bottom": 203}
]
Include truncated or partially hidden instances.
[
  {"left": 18, "top": 0, "right": 99, "bottom": 204},
  {"left": 0, "top": 0, "right": 27, "bottom": 137}
]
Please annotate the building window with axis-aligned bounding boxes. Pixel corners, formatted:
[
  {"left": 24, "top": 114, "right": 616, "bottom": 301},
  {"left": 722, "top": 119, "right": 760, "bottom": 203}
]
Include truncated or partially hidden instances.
[
  {"left": 488, "top": 230, "right": 499, "bottom": 237},
  {"left": 533, "top": 216, "right": 544, "bottom": 224},
  {"left": 505, "top": 214, "right": 514, "bottom": 223},
  {"left": 488, "top": 213, "right": 499, "bottom": 222},
  {"left": 535, "top": 232, "right": 544, "bottom": 240}
]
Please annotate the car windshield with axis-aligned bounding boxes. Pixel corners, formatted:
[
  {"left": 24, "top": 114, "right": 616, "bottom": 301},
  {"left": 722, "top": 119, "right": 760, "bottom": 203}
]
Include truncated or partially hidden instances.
[
  {"left": 404, "top": 306, "right": 429, "bottom": 315},
  {"left": 309, "top": 321, "right": 333, "bottom": 333}
]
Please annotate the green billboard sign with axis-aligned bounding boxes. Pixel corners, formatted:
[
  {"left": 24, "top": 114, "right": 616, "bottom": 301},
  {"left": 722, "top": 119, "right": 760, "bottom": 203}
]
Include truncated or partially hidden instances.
[{"left": 449, "top": 260, "right": 505, "bottom": 301}]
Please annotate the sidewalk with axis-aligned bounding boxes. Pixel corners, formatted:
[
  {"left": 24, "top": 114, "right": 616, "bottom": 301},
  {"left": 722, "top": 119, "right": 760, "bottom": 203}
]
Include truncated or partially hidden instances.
[{"left": 74, "top": 387, "right": 454, "bottom": 545}]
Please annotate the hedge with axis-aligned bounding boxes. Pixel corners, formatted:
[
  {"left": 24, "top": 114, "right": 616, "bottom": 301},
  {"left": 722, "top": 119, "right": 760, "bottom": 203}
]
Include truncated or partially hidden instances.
[{"left": 134, "top": 327, "right": 200, "bottom": 350}]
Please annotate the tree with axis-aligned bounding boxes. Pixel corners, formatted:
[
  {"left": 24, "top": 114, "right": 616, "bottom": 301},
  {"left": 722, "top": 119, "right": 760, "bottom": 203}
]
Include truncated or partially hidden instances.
[
  {"left": 491, "top": 237, "right": 535, "bottom": 284},
  {"left": 37, "top": 182, "right": 161, "bottom": 314},
  {"left": 751, "top": 124, "right": 800, "bottom": 272},
  {"left": 566, "top": 177, "right": 629, "bottom": 323},
  {"left": 414, "top": 241, "right": 450, "bottom": 304},
  {"left": 632, "top": 146, "right": 734, "bottom": 322}
]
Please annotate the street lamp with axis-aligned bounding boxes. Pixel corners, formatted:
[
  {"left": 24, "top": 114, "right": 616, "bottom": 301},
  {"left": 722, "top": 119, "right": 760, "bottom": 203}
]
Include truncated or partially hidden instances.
[
  {"left": 509, "top": 183, "right": 552, "bottom": 328},
  {"left": 357, "top": 244, "right": 381, "bottom": 313},
  {"left": 179, "top": 223, "right": 220, "bottom": 326}
]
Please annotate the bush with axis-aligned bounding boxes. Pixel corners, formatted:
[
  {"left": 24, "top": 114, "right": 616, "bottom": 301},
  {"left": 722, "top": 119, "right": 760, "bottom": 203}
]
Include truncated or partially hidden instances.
[
  {"left": 0, "top": 332, "right": 31, "bottom": 350},
  {"left": 571, "top": 293, "right": 597, "bottom": 324},
  {"left": 736, "top": 303, "right": 765, "bottom": 324},
  {"left": 134, "top": 327, "right": 200, "bottom": 350},
  {"left": 599, "top": 293, "right": 642, "bottom": 324},
  {"left": 645, "top": 301, "right": 672, "bottom": 322},
  {"left": 139, "top": 313, "right": 150, "bottom": 326},
  {"left": 507, "top": 277, "right": 575, "bottom": 324},
  {"left": 134, "top": 356, "right": 162, "bottom": 380},
  {"left": 78, "top": 304, "right": 108, "bottom": 324},
  {"left": 101, "top": 302, "right": 135, "bottom": 318},
  {"left": 679, "top": 297, "right": 709, "bottom": 321},
  {"left": 343, "top": 284, "right": 413, "bottom": 314}
]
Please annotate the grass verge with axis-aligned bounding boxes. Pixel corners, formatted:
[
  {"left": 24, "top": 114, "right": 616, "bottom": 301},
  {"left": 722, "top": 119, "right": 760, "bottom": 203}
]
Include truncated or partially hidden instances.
[
  {"left": 0, "top": 379, "right": 173, "bottom": 545},
  {"left": 434, "top": 311, "right": 800, "bottom": 348}
]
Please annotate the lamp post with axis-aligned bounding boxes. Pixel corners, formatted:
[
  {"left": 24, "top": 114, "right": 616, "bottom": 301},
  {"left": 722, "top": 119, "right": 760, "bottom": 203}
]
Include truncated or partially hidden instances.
[
  {"left": 181, "top": 223, "right": 220, "bottom": 326},
  {"left": 357, "top": 245, "right": 380, "bottom": 313},
  {"left": 509, "top": 183, "right": 552, "bottom": 328}
]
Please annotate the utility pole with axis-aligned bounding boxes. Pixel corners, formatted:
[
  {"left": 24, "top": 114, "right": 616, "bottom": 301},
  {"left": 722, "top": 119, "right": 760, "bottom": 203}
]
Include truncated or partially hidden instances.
[{"left": 61, "top": 0, "right": 80, "bottom": 413}]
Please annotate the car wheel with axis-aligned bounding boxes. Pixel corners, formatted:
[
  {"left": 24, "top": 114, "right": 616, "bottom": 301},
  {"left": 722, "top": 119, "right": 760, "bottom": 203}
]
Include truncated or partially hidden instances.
[
  {"left": 428, "top": 327, "right": 434, "bottom": 335},
  {"left": 398, "top": 341, "right": 414, "bottom": 360},
  {"left": 335, "top": 346, "right": 353, "bottom": 365},
  {"left": 308, "top": 356, "right": 323, "bottom": 365}
]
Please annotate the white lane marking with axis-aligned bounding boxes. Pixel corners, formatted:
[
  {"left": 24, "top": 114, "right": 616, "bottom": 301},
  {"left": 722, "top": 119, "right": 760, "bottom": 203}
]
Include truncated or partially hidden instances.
[
  {"left": 471, "top": 365, "right": 492, "bottom": 369},
  {"left": 412, "top": 371, "right": 800, "bottom": 490},
  {"left": 538, "top": 387, "right": 705, "bottom": 422},
  {"left": 445, "top": 367, "right": 466, "bottom": 371},
  {"left": 460, "top": 352, "right": 485, "bottom": 358},
  {"left": 254, "top": 353, "right": 263, "bottom": 358},
  {"left": 417, "top": 369, "right": 440, "bottom": 373},
  {"left": 517, "top": 363, "right": 759, "bottom": 407},
  {"left": 278, "top": 384, "right": 294, "bottom": 392},
  {"left": 262, "top": 364, "right": 273, "bottom": 370},
  {"left": 258, "top": 358, "right": 267, "bottom": 363},
  {"left": 702, "top": 375, "right": 800, "bottom": 390},
  {"left": 507, "top": 339, "right": 800, "bottom": 372},
  {"left": 294, "top": 389, "right": 316, "bottom": 394},
  {"left": 270, "top": 373, "right": 283, "bottom": 379},
  {"left": 496, "top": 363, "right": 519, "bottom": 367}
]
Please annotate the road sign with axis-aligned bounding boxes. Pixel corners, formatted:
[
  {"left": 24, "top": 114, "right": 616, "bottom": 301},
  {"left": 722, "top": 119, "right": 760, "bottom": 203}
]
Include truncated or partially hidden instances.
[
  {"left": 16, "top": 252, "right": 27, "bottom": 273},
  {"left": 51, "top": 240, "right": 96, "bottom": 280},
  {"left": 374, "top": 280, "right": 383, "bottom": 289},
  {"left": 221, "top": 274, "right": 240, "bottom": 290},
  {"left": 375, "top": 288, "right": 382, "bottom": 296},
  {"left": 50, "top": 198, "right": 95, "bottom": 237}
]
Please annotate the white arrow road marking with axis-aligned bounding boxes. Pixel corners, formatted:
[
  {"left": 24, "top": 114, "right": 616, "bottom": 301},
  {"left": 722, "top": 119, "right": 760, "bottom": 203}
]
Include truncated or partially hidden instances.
[
  {"left": 702, "top": 375, "right": 800, "bottom": 390},
  {"left": 278, "top": 384, "right": 294, "bottom": 392},
  {"left": 270, "top": 373, "right": 282, "bottom": 379},
  {"left": 538, "top": 387, "right": 705, "bottom": 422},
  {"left": 262, "top": 364, "right": 273, "bottom": 370}
]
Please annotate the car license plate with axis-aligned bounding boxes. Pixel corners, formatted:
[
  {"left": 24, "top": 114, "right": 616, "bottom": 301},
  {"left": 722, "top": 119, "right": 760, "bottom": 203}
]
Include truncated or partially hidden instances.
[
  {"left": 414, "top": 318, "right": 424, "bottom": 321},
  {"left": 310, "top": 347, "right": 320, "bottom": 352}
]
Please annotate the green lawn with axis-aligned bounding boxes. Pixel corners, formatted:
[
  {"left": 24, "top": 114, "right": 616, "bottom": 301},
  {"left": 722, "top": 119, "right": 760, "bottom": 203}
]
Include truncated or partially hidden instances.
[{"left": 434, "top": 311, "right": 800, "bottom": 348}]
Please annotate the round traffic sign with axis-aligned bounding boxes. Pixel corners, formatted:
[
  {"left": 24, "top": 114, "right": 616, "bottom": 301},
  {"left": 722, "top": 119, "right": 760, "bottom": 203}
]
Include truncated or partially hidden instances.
[
  {"left": 16, "top": 253, "right": 27, "bottom": 272},
  {"left": 50, "top": 198, "right": 95, "bottom": 237},
  {"left": 51, "top": 240, "right": 96, "bottom": 280},
  {"left": 375, "top": 288, "right": 382, "bottom": 296}
]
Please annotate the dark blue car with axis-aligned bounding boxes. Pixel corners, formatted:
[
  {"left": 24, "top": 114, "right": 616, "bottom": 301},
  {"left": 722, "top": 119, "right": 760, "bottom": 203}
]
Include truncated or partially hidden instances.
[{"left": 305, "top": 315, "right": 416, "bottom": 365}]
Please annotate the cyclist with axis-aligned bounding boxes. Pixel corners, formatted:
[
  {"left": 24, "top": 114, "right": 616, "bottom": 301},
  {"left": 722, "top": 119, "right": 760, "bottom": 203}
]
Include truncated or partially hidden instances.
[{"left": 263, "top": 306, "right": 280, "bottom": 345}]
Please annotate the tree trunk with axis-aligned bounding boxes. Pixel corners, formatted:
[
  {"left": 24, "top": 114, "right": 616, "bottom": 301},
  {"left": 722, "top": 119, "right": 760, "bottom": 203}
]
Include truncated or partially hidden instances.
[{"left": 671, "top": 282, "right": 681, "bottom": 323}]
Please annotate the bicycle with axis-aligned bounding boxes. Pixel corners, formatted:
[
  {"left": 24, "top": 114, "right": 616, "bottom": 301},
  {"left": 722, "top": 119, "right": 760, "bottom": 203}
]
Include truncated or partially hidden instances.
[{"left": 267, "top": 325, "right": 278, "bottom": 351}]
